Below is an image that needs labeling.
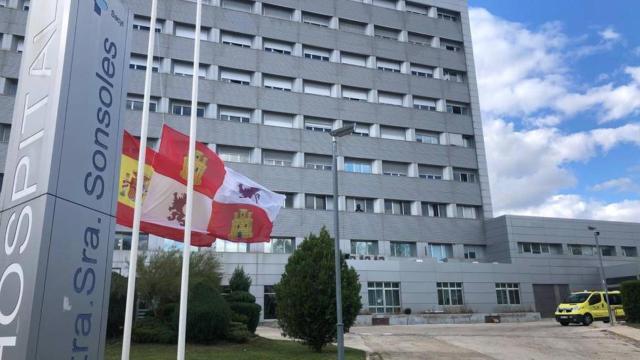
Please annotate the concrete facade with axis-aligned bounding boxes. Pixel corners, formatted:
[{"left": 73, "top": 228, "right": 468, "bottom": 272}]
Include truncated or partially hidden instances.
[{"left": 0, "top": 0, "right": 638, "bottom": 319}]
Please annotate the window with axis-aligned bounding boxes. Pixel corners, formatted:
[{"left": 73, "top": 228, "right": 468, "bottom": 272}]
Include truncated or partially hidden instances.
[
  {"left": 385, "top": 200, "right": 411, "bottom": 215},
  {"left": 390, "top": 242, "right": 416, "bottom": 257},
  {"left": 622, "top": 246, "right": 638, "bottom": 257},
  {"left": 126, "top": 95, "right": 158, "bottom": 112},
  {"left": 378, "top": 92, "right": 404, "bottom": 106},
  {"left": 340, "top": 19, "right": 367, "bottom": 35},
  {"left": 456, "top": 205, "right": 478, "bottom": 219},
  {"left": 15, "top": 36, "right": 24, "bottom": 53},
  {"left": 276, "top": 192, "right": 295, "bottom": 208},
  {"left": 0, "top": 124, "right": 11, "bottom": 143},
  {"left": 446, "top": 101, "right": 469, "bottom": 115},
  {"left": 351, "top": 240, "right": 378, "bottom": 256},
  {"left": 302, "top": 12, "right": 331, "bottom": 28},
  {"left": 114, "top": 232, "right": 149, "bottom": 251},
  {"left": 406, "top": 1, "right": 429, "bottom": 15},
  {"left": 408, "top": 32, "right": 433, "bottom": 46},
  {"left": 341, "top": 52, "right": 367, "bottom": 67},
  {"left": 418, "top": 165, "right": 443, "bottom": 180},
  {"left": 600, "top": 246, "right": 616, "bottom": 257},
  {"left": 520, "top": 242, "right": 551, "bottom": 255},
  {"left": 344, "top": 158, "right": 372, "bottom": 174},
  {"left": 437, "top": 9, "right": 458, "bottom": 22},
  {"left": 221, "top": 0, "right": 253, "bottom": 13},
  {"left": 263, "top": 111, "right": 294, "bottom": 128},
  {"left": 303, "top": 46, "right": 331, "bottom": 61},
  {"left": 263, "top": 75, "right": 293, "bottom": 91},
  {"left": 443, "top": 69, "right": 464, "bottom": 83},
  {"left": 342, "top": 86, "right": 368, "bottom": 102},
  {"left": 219, "top": 106, "right": 251, "bottom": 123},
  {"left": 171, "top": 101, "right": 205, "bottom": 117},
  {"left": 263, "top": 38, "right": 293, "bottom": 55},
  {"left": 305, "top": 194, "right": 333, "bottom": 210},
  {"left": 422, "top": 202, "right": 447, "bottom": 217},
  {"left": 262, "top": 4, "right": 293, "bottom": 20},
  {"left": 346, "top": 197, "right": 374, "bottom": 213},
  {"left": 217, "top": 145, "right": 252, "bottom": 163},
  {"left": 462, "top": 135, "right": 474, "bottom": 148},
  {"left": 262, "top": 150, "right": 294, "bottom": 167},
  {"left": 264, "top": 285, "right": 277, "bottom": 320},
  {"left": 416, "top": 131, "right": 440, "bottom": 144},
  {"left": 219, "top": 67, "right": 251, "bottom": 85},
  {"left": 453, "top": 168, "right": 477, "bottom": 183},
  {"left": 303, "top": 80, "right": 332, "bottom": 96},
  {"left": 441, "top": 39, "right": 463, "bottom": 52},
  {"left": 374, "top": 25, "right": 400, "bottom": 40},
  {"left": 2, "top": 78, "right": 18, "bottom": 96},
  {"left": 173, "top": 61, "right": 207, "bottom": 78},
  {"left": 496, "top": 283, "right": 520, "bottom": 305},
  {"left": 174, "top": 22, "right": 210, "bottom": 40},
  {"left": 214, "top": 239, "right": 248, "bottom": 253},
  {"left": 129, "top": 54, "right": 160, "bottom": 72},
  {"left": 377, "top": 58, "right": 401, "bottom": 73},
  {"left": 343, "top": 122, "right": 370, "bottom": 137},
  {"left": 304, "top": 117, "right": 333, "bottom": 132},
  {"left": 132, "top": 15, "right": 163, "bottom": 33},
  {"left": 22, "top": 0, "right": 30, "bottom": 11},
  {"left": 411, "top": 64, "right": 435, "bottom": 78},
  {"left": 220, "top": 31, "right": 253, "bottom": 48},
  {"left": 413, "top": 97, "right": 437, "bottom": 111},
  {"left": 372, "top": 0, "right": 397, "bottom": 10},
  {"left": 265, "top": 238, "right": 295, "bottom": 254},
  {"left": 368, "top": 282, "right": 400, "bottom": 314},
  {"left": 305, "top": 154, "right": 332, "bottom": 171},
  {"left": 382, "top": 161, "right": 408, "bottom": 177},
  {"left": 430, "top": 244, "right": 453, "bottom": 262},
  {"left": 464, "top": 245, "right": 485, "bottom": 260},
  {"left": 380, "top": 126, "right": 406, "bottom": 140},
  {"left": 437, "top": 282, "right": 464, "bottom": 305}
]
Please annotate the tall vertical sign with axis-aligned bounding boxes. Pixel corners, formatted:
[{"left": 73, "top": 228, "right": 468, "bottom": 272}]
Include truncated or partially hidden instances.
[{"left": 0, "top": 0, "right": 130, "bottom": 358}]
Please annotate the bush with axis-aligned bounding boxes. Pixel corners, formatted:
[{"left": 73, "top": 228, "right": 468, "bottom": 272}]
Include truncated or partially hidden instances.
[
  {"left": 229, "top": 266, "right": 252, "bottom": 292},
  {"left": 621, "top": 280, "right": 640, "bottom": 323},
  {"left": 132, "top": 317, "right": 176, "bottom": 344},
  {"left": 229, "top": 301, "right": 262, "bottom": 333},
  {"left": 226, "top": 267, "right": 261, "bottom": 334},
  {"left": 227, "top": 291, "right": 256, "bottom": 303},
  {"left": 226, "top": 322, "right": 252, "bottom": 343},
  {"left": 276, "top": 227, "right": 362, "bottom": 352},
  {"left": 107, "top": 272, "right": 128, "bottom": 338}
]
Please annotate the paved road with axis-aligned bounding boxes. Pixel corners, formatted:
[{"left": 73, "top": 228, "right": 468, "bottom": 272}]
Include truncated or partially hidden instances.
[
  {"left": 257, "top": 320, "right": 640, "bottom": 360},
  {"left": 350, "top": 320, "right": 640, "bottom": 360}
]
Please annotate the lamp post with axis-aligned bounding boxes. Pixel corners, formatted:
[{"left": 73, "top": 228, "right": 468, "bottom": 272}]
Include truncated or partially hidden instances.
[
  {"left": 588, "top": 226, "right": 614, "bottom": 326},
  {"left": 330, "top": 123, "right": 354, "bottom": 360}
]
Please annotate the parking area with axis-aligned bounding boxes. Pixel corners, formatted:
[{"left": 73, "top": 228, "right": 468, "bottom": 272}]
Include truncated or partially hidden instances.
[{"left": 350, "top": 320, "right": 640, "bottom": 359}]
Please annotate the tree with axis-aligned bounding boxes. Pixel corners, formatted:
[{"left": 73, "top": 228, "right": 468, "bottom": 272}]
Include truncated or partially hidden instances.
[
  {"left": 226, "top": 266, "right": 261, "bottom": 333},
  {"left": 229, "top": 265, "right": 252, "bottom": 292},
  {"left": 621, "top": 280, "right": 640, "bottom": 323},
  {"left": 106, "top": 272, "right": 128, "bottom": 338},
  {"left": 275, "top": 227, "right": 361, "bottom": 352}
]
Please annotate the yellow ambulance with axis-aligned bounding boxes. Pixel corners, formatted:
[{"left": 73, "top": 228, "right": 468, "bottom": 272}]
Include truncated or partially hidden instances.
[{"left": 555, "top": 290, "right": 625, "bottom": 326}]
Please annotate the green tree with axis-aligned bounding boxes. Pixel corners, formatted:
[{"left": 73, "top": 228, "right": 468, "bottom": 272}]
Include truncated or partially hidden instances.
[
  {"left": 229, "top": 265, "right": 252, "bottom": 292},
  {"left": 226, "top": 266, "right": 261, "bottom": 333},
  {"left": 621, "top": 280, "right": 640, "bottom": 323},
  {"left": 275, "top": 227, "right": 361, "bottom": 352},
  {"left": 106, "top": 272, "right": 128, "bottom": 338}
]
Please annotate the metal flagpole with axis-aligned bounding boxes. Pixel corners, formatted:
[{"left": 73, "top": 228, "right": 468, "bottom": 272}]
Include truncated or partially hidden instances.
[
  {"left": 121, "top": 0, "right": 158, "bottom": 358},
  {"left": 177, "top": 0, "right": 203, "bottom": 358}
]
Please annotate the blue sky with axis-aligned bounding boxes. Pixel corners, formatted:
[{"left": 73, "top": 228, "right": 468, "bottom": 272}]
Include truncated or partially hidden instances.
[{"left": 467, "top": 0, "right": 640, "bottom": 220}]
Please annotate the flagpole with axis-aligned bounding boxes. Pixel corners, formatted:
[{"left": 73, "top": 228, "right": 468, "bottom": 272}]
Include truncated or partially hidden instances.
[
  {"left": 177, "top": 0, "right": 203, "bottom": 358},
  {"left": 121, "top": 0, "right": 158, "bottom": 359}
]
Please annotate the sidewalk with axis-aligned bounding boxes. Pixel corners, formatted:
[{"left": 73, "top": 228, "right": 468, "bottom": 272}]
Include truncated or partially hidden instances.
[{"left": 594, "top": 322, "right": 640, "bottom": 343}]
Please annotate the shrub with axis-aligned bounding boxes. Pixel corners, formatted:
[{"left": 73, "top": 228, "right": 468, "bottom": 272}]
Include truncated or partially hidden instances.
[
  {"left": 229, "top": 301, "right": 262, "bottom": 333},
  {"left": 229, "top": 266, "right": 252, "bottom": 292},
  {"left": 226, "top": 322, "right": 252, "bottom": 343},
  {"left": 107, "top": 272, "right": 128, "bottom": 338},
  {"left": 132, "top": 317, "right": 176, "bottom": 344},
  {"left": 226, "top": 267, "right": 261, "bottom": 334},
  {"left": 276, "top": 227, "right": 362, "bottom": 352},
  {"left": 227, "top": 291, "right": 256, "bottom": 303},
  {"left": 621, "top": 280, "right": 640, "bottom": 323}
]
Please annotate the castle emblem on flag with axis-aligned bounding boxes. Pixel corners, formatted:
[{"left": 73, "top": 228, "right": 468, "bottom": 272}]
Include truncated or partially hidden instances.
[
  {"left": 120, "top": 171, "right": 151, "bottom": 201},
  {"left": 229, "top": 209, "right": 254, "bottom": 239},
  {"left": 180, "top": 150, "right": 208, "bottom": 185},
  {"left": 238, "top": 184, "right": 261, "bottom": 204},
  {"left": 167, "top": 192, "right": 187, "bottom": 226}
]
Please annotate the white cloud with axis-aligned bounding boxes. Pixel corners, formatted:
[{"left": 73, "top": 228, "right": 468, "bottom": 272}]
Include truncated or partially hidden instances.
[
  {"left": 504, "top": 195, "right": 640, "bottom": 222},
  {"left": 591, "top": 177, "right": 640, "bottom": 193},
  {"left": 599, "top": 27, "right": 621, "bottom": 41}
]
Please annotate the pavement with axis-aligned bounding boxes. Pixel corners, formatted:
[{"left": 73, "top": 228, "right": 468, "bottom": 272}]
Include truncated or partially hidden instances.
[{"left": 257, "top": 319, "right": 640, "bottom": 359}]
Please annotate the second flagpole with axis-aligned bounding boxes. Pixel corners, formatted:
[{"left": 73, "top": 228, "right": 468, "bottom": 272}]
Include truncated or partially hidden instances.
[{"left": 177, "top": 0, "right": 203, "bottom": 358}]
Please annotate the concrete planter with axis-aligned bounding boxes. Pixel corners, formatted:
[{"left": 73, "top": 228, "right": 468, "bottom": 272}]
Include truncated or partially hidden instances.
[{"left": 355, "top": 312, "right": 541, "bottom": 326}]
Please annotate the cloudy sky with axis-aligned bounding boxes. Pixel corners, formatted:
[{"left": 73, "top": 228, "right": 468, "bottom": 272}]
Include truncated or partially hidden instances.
[{"left": 468, "top": 0, "right": 640, "bottom": 221}]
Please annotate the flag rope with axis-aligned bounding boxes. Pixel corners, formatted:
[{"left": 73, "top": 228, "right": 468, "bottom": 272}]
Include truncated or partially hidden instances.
[
  {"left": 121, "top": 0, "right": 159, "bottom": 358},
  {"left": 177, "top": 0, "right": 203, "bottom": 358}
]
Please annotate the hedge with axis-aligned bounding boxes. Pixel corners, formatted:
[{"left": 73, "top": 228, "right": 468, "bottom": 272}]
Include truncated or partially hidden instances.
[{"left": 621, "top": 280, "right": 640, "bottom": 323}]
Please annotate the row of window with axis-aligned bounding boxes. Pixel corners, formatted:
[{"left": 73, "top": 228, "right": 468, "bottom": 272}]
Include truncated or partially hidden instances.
[
  {"left": 128, "top": 56, "right": 470, "bottom": 114},
  {"left": 0, "top": 0, "right": 29, "bottom": 11},
  {"left": 349, "top": 0, "right": 460, "bottom": 22},
  {"left": 518, "top": 242, "right": 638, "bottom": 257},
  {"left": 126, "top": 96, "right": 475, "bottom": 147}
]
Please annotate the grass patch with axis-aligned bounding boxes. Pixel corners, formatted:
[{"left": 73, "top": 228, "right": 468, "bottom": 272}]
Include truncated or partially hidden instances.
[
  {"left": 105, "top": 337, "right": 366, "bottom": 360},
  {"left": 626, "top": 323, "right": 640, "bottom": 329}
]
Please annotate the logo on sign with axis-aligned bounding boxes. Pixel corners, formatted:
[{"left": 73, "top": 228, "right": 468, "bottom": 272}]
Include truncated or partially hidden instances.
[{"left": 94, "top": 0, "right": 108, "bottom": 15}]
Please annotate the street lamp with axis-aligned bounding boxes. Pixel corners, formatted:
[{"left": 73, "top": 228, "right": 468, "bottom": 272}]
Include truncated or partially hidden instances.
[
  {"left": 588, "top": 226, "right": 614, "bottom": 326},
  {"left": 330, "top": 123, "right": 354, "bottom": 360}
]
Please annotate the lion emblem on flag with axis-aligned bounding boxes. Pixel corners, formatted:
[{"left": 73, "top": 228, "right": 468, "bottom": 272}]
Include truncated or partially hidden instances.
[
  {"left": 167, "top": 192, "right": 187, "bottom": 226},
  {"left": 238, "top": 184, "right": 261, "bottom": 204}
]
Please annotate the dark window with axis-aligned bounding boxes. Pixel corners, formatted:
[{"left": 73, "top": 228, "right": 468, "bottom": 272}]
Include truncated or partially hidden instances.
[{"left": 264, "top": 285, "right": 277, "bottom": 319}]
